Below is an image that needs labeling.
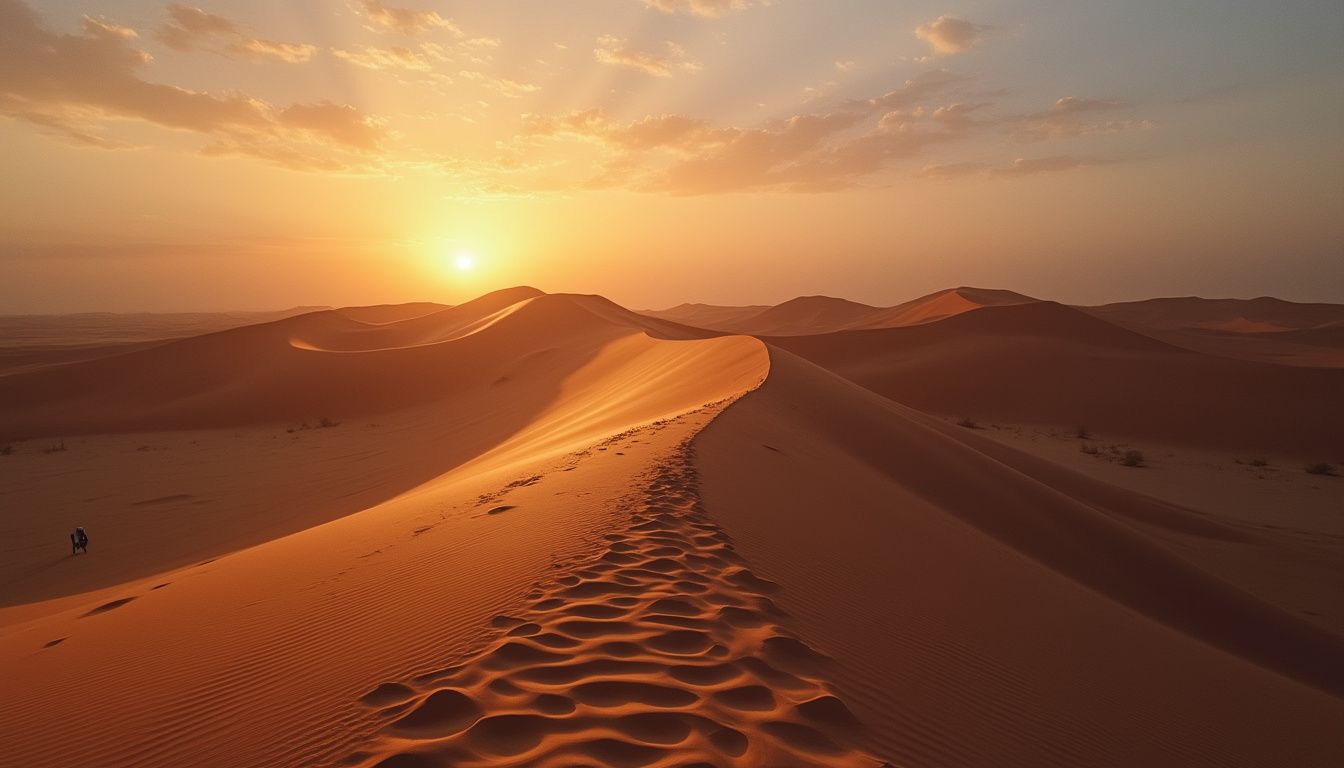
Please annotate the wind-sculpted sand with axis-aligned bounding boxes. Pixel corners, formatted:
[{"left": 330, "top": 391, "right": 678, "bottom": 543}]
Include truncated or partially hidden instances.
[
  {"left": 348, "top": 442, "right": 883, "bottom": 768},
  {"left": 2, "top": 287, "right": 1341, "bottom": 768}
]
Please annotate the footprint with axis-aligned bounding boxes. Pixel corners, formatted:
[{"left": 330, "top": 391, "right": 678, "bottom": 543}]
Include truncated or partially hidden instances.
[
  {"left": 389, "top": 689, "right": 480, "bottom": 737},
  {"left": 81, "top": 597, "right": 137, "bottom": 617}
]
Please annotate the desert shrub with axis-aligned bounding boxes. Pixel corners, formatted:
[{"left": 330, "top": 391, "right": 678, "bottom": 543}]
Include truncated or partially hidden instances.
[
  {"left": 1248, "top": 458, "right": 1268, "bottom": 468},
  {"left": 1120, "top": 450, "right": 1144, "bottom": 467},
  {"left": 1305, "top": 462, "right": 1336, "bottom": 476},
  {"left": 317, "top": 417, "right": 340, "bottom": 429},
  {"left": 42, "top": 439, "right": 67, "bottom": 454},
  {"left": 957, "top": 417, "right": 979, "bottom": 429},
  {"left": 1075, "top": 425, "right": 1091, "bottom": 439},
  {"left": 1079, "top": 443, "right": 1099, "bottom": 455},
  {"left": 0, "top": 444, "right": 12, "bottom": 456}
]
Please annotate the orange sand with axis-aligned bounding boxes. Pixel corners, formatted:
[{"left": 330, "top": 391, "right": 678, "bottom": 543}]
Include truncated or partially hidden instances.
[{"left": 2, "top": 287, "right": 1341, "bottom": 767}]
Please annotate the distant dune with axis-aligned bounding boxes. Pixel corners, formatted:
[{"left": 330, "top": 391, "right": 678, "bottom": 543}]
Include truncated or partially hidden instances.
[
  {"left": 2, "top": 287, "right": 1341, "bottom": 768},
  {"left": 698, "top": 346, "right": 1344, "bottom": 766},
  {"left": 640, "top": 302, "right": 771, "bottom": 330},
  {"left": 1081, "top": 296, "right": 1344, "bottom": 367},
  {"left": 642, "top": 286, "right": 1038, "bottom": 335},
  {"left": 768, "top": 301, "right": 1344, "bottom": 455}
]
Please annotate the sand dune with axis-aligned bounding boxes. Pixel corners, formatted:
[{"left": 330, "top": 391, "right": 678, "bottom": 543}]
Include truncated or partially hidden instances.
[
  {"left": 696, "top": 347, "right": 1344, "bottom": 766},
  {"left": 769, "top": 301, "right": 1344, "bottom": 455},
  {"left": 0, "top": 306, "right": 331, "bottom": 375},
  {"left": 3, "top": 287, "right": 1341, "bottom": 768},
  {"left": 1082, "top": 296, "right": 1344, "bottom": 367},
  {"left": 640, "top": 302, "right": 771, "bottom": 330},
  {"left": 728, "top": 296, "right": 884, "bottom": 336},
  {"left": 642, "top": 287, "right": 1038, "bottom": 335},
  {"left": 0, "top": 287, "right": 708, "bottom": 440},
  {"left": 863, "top": 286, "right": 1037, "bottom": 328},
  {"left": 0, "top": 292, "right": 778, "bottom": 768}
]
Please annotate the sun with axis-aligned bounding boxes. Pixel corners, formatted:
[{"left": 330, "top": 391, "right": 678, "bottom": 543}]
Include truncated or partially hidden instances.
[{"left": 453, "top": 250, "right": 477, "bottom": 272}]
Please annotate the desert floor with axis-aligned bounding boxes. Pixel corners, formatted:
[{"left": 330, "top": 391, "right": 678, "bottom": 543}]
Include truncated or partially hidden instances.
[{"left": 2, "top": 288, "right": 1341, "bottom": 767}]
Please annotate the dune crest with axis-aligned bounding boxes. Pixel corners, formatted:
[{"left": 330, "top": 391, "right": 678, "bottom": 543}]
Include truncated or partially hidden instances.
[
  {"left": 348, "top": 440, "right": 882, "bottom": 768},
  {"left": 3, "top": 287, "right": 1341, "bottom": 768},
  {"left": 694, "top": 347, "right": 1344, "bottom": 765}
]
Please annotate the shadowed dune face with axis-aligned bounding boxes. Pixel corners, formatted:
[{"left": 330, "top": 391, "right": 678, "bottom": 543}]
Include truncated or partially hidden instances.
[
  {"left": 2, "top": 286, "right": 1341, "bottom": 768},
  {"left": 769, "top": 301, "right": 1344, "bottom": 455},
  {"left": 642, "top": 287, "right": 1039, "bottom": 335},
  {"left": 0, "top": 289, "right": 762, "bottom": 605},
  {"left": 0, "top": 287, "right": 707, "bottom": 441},
  {"left": 1081, "top": 297, "right": 1344, "bottom": 367},
  {"left": 694, "top": 347, "right": 1344, "bottom": 766},
  {"left": 345, "top": 448, "right": 881, "bottom": 768},
  {"left": 640, "top": 303, "right": 772, "bottom": 330},
  {"left": 0, "top": 298, "right": 770, "bottom": 768}
]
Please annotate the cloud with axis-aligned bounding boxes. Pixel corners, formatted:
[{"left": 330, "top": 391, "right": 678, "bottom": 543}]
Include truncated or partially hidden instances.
[
  {"left": 524, "top": 110, "right": 735, "bottom": 151},
  {"left": 990, "top": 155, "right": 1085, "bottom": 176},
  {"left": 918, "top": 161, "right": 990, "bottom": 178},
  {"left": 230, "top": 38, "right": 317, "bottom": 64},
  {"left": 0, "top": 0, "right": 382, "bottom": 169},
  {"left": 1015, "top": 96, "right": 1153, "bottom": 141},
  {"left": 640, "top": 0, "right": 767, "bottom": 17},
  {"left": 157, "top": 4, "right": 315, "bottom": 63},
  {"left": 915, "top": 15, "right": 988, "bottom": 55},
  {"left": 522, "top": 71, "right": 969, "bottom": 194},
  {"left": 593, "top": 36, "right": 699, "bottom": 77},
  {"left": 457, "top": 71, "right": 539, "bottom": 98},
  {"left": 332, "top": 43, "right": 446, "bottom": 72},
  {"left": 356, "top": 0, "right": 460, "bottom": 36}
]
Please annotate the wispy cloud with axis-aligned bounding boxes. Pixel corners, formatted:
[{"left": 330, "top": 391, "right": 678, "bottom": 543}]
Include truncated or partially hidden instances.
[
  {"left": 332, "top": 43, "right": 447, "bottom": 72},
  {"left": 640, "top": 0, "right": 768, "bottom": 18},
  {"left": 523, "top": 70, "right": 971, "bottom": 193},
  {"left": 0, "top": 1, "right": 382, "bottom": 170},
  {"left": 915, "top": 15, "right": 989, "bottom": 55},
  {"left": 990, "top": 155, "right": 1088, "bottom": 176},
  {"left": 356, "top": 0, "right": 460, "bottom": 36},
  {"left": 1015, "top": 97, "right": 1153, "bottom": 141},
  {"left": 157, "top": 4, "right": 316, "bottom": 63},
  {"left": 593, "top": 36, "right": 700, "bottom": 77}
]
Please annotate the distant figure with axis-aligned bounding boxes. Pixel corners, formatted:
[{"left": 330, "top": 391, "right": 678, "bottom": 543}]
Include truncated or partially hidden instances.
[{"left": 71, "top": 527, "right": 88, "bottom": 555}]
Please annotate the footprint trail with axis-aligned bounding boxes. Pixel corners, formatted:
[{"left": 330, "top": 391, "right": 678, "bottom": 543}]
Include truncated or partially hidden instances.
[{"left": 350, "top": 438, "right": 887, "bottom": 767}]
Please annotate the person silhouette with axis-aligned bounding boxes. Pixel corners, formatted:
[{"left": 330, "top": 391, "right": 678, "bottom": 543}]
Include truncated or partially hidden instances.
[{"left": 71, "top": 527, "right": 88, "bottom": 555}]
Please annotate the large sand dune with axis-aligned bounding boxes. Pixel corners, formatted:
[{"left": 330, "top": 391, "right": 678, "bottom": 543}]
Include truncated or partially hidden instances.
[
  {"left": 696, "top": 347, "right": 1343, "bottom": 766},
  {"left": 1081, "top": 296, "right": 1344, "bottom": 367},
  {"left": 769, "top": 301, "right": 1344, "bottom": 455},
  {"left": 644, "top": 287, "right": 1037, "bottom": 335},
  {"left": 2, "top": 287, "right": 1341, "bottom": 767}
]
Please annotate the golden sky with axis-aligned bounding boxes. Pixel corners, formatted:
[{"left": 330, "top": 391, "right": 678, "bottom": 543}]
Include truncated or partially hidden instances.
[{"left": 1, "top": 0, "right": 1341, "bottom": 312}]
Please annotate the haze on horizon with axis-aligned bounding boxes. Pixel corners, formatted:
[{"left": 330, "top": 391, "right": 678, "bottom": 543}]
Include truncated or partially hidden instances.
[{"left": 1, "top": 0, "right": 1341, "bottom": 314}]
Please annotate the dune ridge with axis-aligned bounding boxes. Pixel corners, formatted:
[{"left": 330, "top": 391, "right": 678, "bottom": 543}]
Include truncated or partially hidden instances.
[
  {"left": 694, "top": 346, "right": 1344, "bottom": 765},
  {"left": 4, "top": 287, "right": 1341, "bottom": 768},
  {"left": 769, "top": 300, "right": 1344, "bottom": 454},
  {"left": 346, "top": 436, "right": 884, "bottom": 768},
  {"left": 0, "top": 304, "right": 771, "bottom": 768},
  {"left": 1081, "top": 296, "right": 1344, "bottom": 367},
  {"left": 643, "top": 287, "right": 1038, "bottom": 336}
]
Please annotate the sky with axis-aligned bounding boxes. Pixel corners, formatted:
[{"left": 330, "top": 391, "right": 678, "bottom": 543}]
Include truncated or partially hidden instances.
[{"left": 1, "top": 0, "right": 1341, "bottom": 313}]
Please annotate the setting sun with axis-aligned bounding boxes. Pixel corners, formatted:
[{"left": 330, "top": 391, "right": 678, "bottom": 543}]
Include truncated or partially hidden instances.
[
  {"left": 453, "top": 252, "right": 477, "bottom": 272},
  {"left": 1, "top": 2, "right": 1341, "bottom": 767}
]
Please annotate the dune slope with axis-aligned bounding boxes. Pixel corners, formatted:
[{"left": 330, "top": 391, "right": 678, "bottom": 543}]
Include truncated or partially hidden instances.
[
  {"left": 770, "top": 301, "right": 1344, "bottom": 455},
  {"left": 5, "top": 288, "right": 1341, "bottom": 768},
  {"left": 0, "top": 298, "right": 778, "bottom": 768},
  {"left": 694, "top": 347, "right": 1344, "bottom": 766},
  {"left": 1081, "top": 297, "right": 1344, "bottom": 367}
]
